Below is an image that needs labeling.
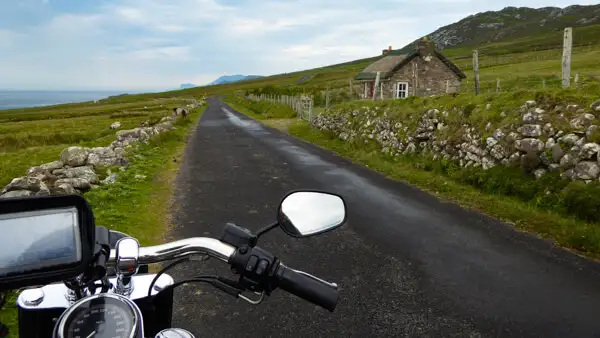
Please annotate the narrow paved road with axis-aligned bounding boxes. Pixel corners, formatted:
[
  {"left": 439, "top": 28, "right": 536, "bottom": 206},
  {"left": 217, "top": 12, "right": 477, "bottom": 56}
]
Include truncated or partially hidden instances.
[{"left": 169, "top": 98, "right": 600, "bottom": 337}]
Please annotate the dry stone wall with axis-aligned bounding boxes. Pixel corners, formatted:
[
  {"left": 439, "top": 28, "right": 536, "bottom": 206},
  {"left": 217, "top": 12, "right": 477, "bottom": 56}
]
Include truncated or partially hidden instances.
[
  {"left": 312, "top": 98, "right": 600, "bottom": 183},
  {"left": 0, "top": 101, "right": 204, "bottom": 199}
]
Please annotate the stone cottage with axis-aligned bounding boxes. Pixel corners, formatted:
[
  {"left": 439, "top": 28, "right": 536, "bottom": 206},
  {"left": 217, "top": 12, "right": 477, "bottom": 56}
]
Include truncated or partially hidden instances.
[{"left": 355, "top": 38, "right": 466, "bottom": 99}]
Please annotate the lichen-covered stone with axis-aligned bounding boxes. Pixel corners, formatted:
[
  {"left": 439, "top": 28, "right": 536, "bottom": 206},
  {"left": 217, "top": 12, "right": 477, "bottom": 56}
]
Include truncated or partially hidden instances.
[
  {"left": 60, "top": 146, "right": 90, "bottom": 167},
  {"left": 515, "top": 138, "right": 544, "bottom": 153}
]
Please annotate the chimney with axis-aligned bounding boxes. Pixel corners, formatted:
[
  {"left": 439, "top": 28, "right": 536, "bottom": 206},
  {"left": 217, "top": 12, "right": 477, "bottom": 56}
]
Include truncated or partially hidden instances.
[
  {"left": 416, "top": 37, "right": 435, "bottom": 56},
  {"left": 382, "top": 46, "right": 393, "bottom": 55}
]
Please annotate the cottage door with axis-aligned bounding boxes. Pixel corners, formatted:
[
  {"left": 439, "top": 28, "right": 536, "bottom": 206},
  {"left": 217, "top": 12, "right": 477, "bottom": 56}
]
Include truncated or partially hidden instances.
[{"left": 369, "top": 81, "right": 375, "bottom": 98}]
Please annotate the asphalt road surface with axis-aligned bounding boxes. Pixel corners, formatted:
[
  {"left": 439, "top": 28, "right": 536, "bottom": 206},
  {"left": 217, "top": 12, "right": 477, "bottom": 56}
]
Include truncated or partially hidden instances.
[{"left": 169, "top": 98, "right": 600, "bottom": 337}]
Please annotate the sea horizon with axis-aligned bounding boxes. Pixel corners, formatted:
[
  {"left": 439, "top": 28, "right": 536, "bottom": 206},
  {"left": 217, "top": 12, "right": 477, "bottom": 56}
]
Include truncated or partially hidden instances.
[{"left": 0, "top": 89, "right": 154, "bottom": 110}]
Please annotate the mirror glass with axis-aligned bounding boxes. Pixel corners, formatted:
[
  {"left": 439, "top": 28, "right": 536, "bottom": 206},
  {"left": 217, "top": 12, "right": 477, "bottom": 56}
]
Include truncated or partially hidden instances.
[
  {"left": 278, "top": 191, "right": 346, "bottom": 237},
  {"left": 0, "top": 207, "right": 82, "bottom": 277}
]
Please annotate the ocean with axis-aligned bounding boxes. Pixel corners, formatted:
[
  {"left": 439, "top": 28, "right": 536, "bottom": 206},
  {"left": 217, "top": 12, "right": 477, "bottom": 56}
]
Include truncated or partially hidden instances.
[{"left": 0, "top": 90, "right": 127, "bottom": 110}]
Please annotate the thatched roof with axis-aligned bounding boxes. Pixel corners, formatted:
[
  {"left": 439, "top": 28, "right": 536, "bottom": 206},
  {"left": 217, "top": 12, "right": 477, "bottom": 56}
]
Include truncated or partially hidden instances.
[
  {"left": 355, "top": 41, "right": 466, "bottom": 81},
  {"left": 355, "top": 55, "right": 408, "bottom": 80}
]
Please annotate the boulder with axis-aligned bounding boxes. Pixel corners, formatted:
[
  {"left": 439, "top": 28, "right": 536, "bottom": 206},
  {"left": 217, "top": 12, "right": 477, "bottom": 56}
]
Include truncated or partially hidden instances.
[
  {"left": 60, "top": 146, "right": 90, "bottom": 167},
  {"left": 570, "top": 113, "right": 595, "bottom": 129},
  {"left": 520, "top": 124, "right": 542, "bottom": 137},
  {"left": 561, "top": 169, "right": 576, "bottom": 180},
  {"left": 116, "top": 128, "right": 139, "bottom": 139},
  {"left": 110, "top": 121, "right": 121, "bottom": 130},
  {"left": 559, "top": 153, "right": 578, "bottom": 169},
  {"left": 515, "top": 138, "right": 544, "bottom": 154},
  {"left": 591, "top": 99, "right": 600, "bottom": 112},
  {"left": 489, "top": 144, "right": 506, "bottom": 160},
  {"left": 1, "top": 176, "right": 45, "bottom": 194},
  {"left": 27, "top": 160, "right": 64, "bottom": 175},
  {"left": 543, "top": 123, "right": 555, "bottom": 136},
  {"left": 558, "top": 133, "right": 580, "bottom": 146},
  {"left": 545, "top": 138, "right": 556, "bottom": 150},
  {"left": 55, "top": 178, "right": 92, "bottom": 190},
  {"left": 481, "top": 156, "right": 495, "bottom": 170},
  {"left": 87, "top": 147, "right": 122, "bottom": 169},
  {"left": 575, "top": 161, "right": 600, "bottom": 180},
  {"left": 525, "top": 100, "right": 537, "bottom": 108},
  {"left": 520, "top": 153, "right": 540, "bottom": 173},
  {"left": 580, "top": 143, "right": 600, "bottom": 159},
  {"left": 102, "top": 173, "right": 118, "bottom": 185},
  {"left": 493, "top": 129, "right": 505, "bottom": 140},
  {"left": 154, "top": 122, "right": 174, "bottom": 132},
  {"left": 53, "top": 166, "right": 98, "bottom": 184},
  {"left": 50, "top": 183, "right": 76, "bottom": 195},
  {"left": 1, "top": 190, "right": 34, "bottom": 198},
  {"left": 586, "top": 125, "right": 598, "bottom": 138},
  {"left": 486, "top": 137, "right": 498, "bottom": 148}
]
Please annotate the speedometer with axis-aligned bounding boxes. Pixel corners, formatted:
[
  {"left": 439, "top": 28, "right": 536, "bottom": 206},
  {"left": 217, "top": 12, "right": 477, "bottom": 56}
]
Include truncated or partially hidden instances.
[{"left": 55, "top": 293, "right": 141, "bottom": 338}]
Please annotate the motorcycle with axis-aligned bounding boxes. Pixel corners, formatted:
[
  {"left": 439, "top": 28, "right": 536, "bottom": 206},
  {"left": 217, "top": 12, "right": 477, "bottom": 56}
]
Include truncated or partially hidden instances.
[{"left": 0, "top": 189, "right": 347, "bottom": 338}]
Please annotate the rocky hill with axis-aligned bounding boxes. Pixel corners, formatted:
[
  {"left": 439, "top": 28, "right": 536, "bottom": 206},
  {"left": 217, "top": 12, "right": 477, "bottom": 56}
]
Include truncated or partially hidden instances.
[
  {"left": 209, "top": 75, "right": 264, "bottom": 86},
  {"left": 398, "top": 4, "right": 600, "bottom": 53}
]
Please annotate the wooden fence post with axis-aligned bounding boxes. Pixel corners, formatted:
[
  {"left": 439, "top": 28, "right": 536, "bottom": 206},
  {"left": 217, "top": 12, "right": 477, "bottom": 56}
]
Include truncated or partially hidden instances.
[
  {"left": 562, "top": 27, "right": 572, "bottom": 88},
  {"left": 543, "top": 79, "right": 546, "bottom": 89},
  {"left": 325, "top": 84, "right": 330, "bottom": 109},
  {"left": 445, "top": 80, "right": 450, "bottom": 94},
  {"left": 473, "top": 50, "right": 480, "bottom": 95},
  {"left": 575, "top": 72, "right": 580, "bottom": 87},
  {"left": 349, "top": 79, "right": 353, "bottom": 98},
  {"left": 373, "top": 71, "right": 381, "bottom": 100},
  {"left": 496, "top": 78, "right": 501, "bottom": 93}
]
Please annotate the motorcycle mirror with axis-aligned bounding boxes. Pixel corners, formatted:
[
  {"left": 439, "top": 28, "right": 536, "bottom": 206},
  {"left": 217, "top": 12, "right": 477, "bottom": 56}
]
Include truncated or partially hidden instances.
[
  {"left": 277, "top": 190, "right": 347, "bottom": 238},
  {"left": 0, "top": 195, "right": 95, "bottom": 291}
]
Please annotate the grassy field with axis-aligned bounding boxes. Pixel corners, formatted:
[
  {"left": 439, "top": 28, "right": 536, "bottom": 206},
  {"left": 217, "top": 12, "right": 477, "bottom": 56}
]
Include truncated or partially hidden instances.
[{"left": 0, "top": 97, "right": 205, "bottom": 336}]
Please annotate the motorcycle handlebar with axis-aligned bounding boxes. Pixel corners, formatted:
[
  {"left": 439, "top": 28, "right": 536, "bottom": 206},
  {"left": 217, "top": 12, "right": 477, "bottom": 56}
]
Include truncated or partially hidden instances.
[
  {"left": 107, "top": 237, "right": 339, "bottom": 311},
  {"left": 275, "top": 264, "right": 339, "bottom": 312}
]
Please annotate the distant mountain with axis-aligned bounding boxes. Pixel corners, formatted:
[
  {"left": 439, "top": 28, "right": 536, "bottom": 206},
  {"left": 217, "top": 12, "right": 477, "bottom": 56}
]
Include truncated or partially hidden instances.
[
  {"left": 209, "top": 75, "right": 264, "bottom": 85},
  {"left": 179, "top": 83, "right": 196, "bottom": 89},
  {"left": 396, "top": 4, "right": 600, "bottom": 53}
]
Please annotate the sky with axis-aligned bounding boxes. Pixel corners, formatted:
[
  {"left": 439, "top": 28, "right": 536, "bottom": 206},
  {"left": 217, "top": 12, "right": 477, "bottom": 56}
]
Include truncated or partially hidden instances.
[{"left": 0, "top": 0, "right": 592, "bottom": 91}]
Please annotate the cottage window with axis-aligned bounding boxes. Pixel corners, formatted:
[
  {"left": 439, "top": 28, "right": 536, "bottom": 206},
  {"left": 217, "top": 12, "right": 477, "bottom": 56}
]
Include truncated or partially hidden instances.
[{"left": 395, "top": 82, "right": 409, "bottom": 99}]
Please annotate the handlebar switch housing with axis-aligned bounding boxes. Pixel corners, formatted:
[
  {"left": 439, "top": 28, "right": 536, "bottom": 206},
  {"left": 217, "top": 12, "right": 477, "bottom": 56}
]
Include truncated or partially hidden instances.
[
  {"left": 229, "top": 246, "right": 279, "bottom": 294},
  {"left": 220, "top": 223, "right": 257, "bottom": 248}
]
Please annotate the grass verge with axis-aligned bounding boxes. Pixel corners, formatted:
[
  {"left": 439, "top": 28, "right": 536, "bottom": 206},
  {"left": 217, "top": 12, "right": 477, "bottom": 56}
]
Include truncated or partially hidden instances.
[
  {"left": 285, "top": 121, "right": 600, "bottom": 260},
  {"left": 0, "top": 106, "right": 206, "bottom": 337}
]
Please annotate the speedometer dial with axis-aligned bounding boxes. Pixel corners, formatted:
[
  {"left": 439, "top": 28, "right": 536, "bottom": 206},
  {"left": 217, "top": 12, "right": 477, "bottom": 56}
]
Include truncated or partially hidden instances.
[{"left": 57, "top": 294, "right": 139, "bottom": 338}]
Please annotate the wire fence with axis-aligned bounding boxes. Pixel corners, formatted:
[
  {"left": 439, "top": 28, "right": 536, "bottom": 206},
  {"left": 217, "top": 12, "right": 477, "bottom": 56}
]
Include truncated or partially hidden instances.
[{"left": 246, "top": 93, "right": 314, "bottom": 122}]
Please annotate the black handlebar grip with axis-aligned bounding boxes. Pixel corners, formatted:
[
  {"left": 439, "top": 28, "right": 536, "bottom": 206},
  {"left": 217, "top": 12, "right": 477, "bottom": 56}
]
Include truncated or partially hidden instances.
[{"left": 275, "top": 265, "right": 339, "bottom": 312}]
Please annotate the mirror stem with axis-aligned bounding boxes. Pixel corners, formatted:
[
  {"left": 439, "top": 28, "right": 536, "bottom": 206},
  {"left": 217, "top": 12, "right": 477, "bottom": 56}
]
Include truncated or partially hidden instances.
[{"left": 255, "top": 222, "right": 279, "bottom": 239}]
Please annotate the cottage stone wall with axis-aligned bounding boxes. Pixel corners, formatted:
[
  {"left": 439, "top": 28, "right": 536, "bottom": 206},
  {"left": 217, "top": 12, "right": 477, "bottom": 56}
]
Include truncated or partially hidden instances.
[{"left": 377, "top": 56, "right": 462, "bottom": 99}]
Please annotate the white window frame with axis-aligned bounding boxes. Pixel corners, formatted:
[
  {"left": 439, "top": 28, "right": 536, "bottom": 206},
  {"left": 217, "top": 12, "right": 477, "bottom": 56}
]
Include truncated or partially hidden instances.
[{"left": 395, "top": 82, "right": 409, "bottom": 99}]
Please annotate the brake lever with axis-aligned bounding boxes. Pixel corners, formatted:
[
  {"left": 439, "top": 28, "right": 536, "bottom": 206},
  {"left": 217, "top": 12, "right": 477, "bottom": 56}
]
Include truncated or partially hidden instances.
[
  {"left": 209, "top": 277, "right": 244, "bottom": 298},
  {"left": 209, "top": 277, "right": 265, "bottom": 305},
  {"left": 239, "top": 291, "right": 265, "bottom": 305}
]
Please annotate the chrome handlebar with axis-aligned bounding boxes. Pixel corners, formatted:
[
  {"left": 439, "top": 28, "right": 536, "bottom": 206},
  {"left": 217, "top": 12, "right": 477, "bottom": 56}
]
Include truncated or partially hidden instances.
[{"left": 107, "top": 237, "right": 237, "bottom": 266}]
